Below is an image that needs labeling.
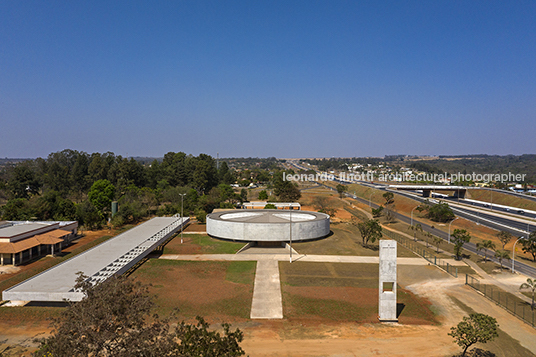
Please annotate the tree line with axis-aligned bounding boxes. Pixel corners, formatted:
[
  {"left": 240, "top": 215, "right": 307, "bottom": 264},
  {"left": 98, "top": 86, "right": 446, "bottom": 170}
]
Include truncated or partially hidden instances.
[{"left": 0, "top": 150, "right": 302, "bottom": 229}]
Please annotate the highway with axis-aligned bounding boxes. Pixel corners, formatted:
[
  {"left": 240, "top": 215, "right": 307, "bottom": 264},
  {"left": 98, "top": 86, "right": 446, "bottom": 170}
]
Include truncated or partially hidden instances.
[
  {"left": 287, "top": 161, "right": 536, "bottom": 277},
  {"left": 316, "top": 180, "right": 536, "bottom": 278},
  {"left": 446, "top": 197, "right": 536, "bottom": 219},
  {"left": 288, "top": 160, "right": 535, "bottom": 235}
]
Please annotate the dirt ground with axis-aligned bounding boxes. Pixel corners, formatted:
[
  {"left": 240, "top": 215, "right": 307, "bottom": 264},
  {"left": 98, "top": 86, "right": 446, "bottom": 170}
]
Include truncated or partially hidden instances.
[
  {"left": 183, "top": 221, "right": 206, "bottom": 232},
  {"left": 240, "top": 272, "right": 532, "bottom": 357}
]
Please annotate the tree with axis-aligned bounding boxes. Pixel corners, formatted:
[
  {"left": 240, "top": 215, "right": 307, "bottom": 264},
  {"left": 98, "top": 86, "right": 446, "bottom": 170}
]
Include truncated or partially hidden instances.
[
  {"left": 76, "top": 200, "right": 103, "bottom": 230},
  {"left": 520, "top": 278, "right": 536, "bottom": 310},
  {"left": 7, "top": 164, "right": 41, "bottom": 199},
  {"left": 381, "top": 192, "right": 397, "bottom": 223},
  {"left": 433, "top": 236, "right": 443, "bottom": 253},
  {"left": 452, "top": 229, "right": 471, "bottom": 260},
  {"left": 88, "top": 179, "right": 115, "bottom": 213},
  {"left": 371, "top": 205, "right": 384, "bottom": 218},
  {"left": 1, "top": 198, "right": 36, "bottom": 220},
  {"left": 521, "top": 232, "right": 536, "bottom": 262},
  {"left": 448, "top": 313, "right": 499, "bottom": 356},
  {"left": 336, "top": 184, "right": 347, "bottom": 198},
  {"left": 413, "top": 223, "right": 423, "bottom": 241},
  {"left": 240, "top": 189, "right": 248, "bottom": 203},
  {"left": 497, "top": 231, "right": 513, "bottom": 250},
  {"left": 494, "top": 250, "right": 509, "bottom": 270},
  {"left": 384, "top": 204, "right": 397, "bottom": 223},
  {"left": 426, "top": 203, "right": 455, "bottom": 223},
  {"left": 476, "top": 240, "right": 496, "bottom": 262},
  {"left": 34, "top": 273, "right": 245, "bottom": 356},
  {"left": 264, "top": 203, "right": 276, "bottom": 209},
  {"left": 258, "top": 190, "right": 268, "bottom": 200},
  {"left": 355, "top": 219, "right": 382, "bottom": 247},
  {"left": 273, "top": 172, "right": 301, "bottom": 202},
  {"left": 382, "top": 192, "right": 394, "bottom": 205}
]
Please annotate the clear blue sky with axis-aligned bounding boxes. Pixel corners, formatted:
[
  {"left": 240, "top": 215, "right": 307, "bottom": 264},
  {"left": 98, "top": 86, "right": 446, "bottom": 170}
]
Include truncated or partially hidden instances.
[{"left": 1, "top": 1, "right": 535, "bottom": 159}]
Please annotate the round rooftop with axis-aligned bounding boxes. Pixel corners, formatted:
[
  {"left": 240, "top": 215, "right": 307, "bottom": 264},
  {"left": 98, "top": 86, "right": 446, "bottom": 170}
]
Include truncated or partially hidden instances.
[{"left": 206, "top": 209, "right": 330, "bottom": 243}]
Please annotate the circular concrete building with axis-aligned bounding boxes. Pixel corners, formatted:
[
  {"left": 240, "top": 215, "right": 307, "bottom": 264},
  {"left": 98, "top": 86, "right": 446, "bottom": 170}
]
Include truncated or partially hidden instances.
[{"left": 206, "top": 210, "right": 330, "bottom": 243}]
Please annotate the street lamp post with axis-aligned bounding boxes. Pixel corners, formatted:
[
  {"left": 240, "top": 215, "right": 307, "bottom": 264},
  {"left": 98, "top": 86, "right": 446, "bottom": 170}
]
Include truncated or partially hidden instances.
[
  {"left": 448, "top": 217, "right": 459, "bottom": 244},
  {"left": 179, "top": 193, "right": 186, "bottom": 244},
  {"left": 411, "top": 206, "right": 418, "bottom": 227},
  {"left": 512, "top": 236, "right": 526, "bottom": 273},
  {"left": 289, "top": 206, "right": 292, "bottom": 263}
]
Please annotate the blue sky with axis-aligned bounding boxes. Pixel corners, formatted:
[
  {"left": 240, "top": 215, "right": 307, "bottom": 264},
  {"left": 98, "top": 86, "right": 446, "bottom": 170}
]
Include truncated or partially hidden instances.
[{"left": 1, "top": 1, "right": 535, "bottom": 159}]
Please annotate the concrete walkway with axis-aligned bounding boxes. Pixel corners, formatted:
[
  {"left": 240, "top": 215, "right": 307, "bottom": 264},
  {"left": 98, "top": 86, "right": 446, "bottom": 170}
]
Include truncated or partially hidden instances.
[
  {"left": 464, "top": 259, "right": 533, "bottom": 305},
  {"left": 250, "top": 260, "right": 283, "bottom": 319},
  {"left": 159, "top": 253, "right": 433, "bottom": 265}
]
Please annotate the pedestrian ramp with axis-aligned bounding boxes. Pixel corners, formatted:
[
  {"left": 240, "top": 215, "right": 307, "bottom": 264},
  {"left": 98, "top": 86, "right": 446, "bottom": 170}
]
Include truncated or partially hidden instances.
[{"left": 2, "top": 216, "right": 188, "bottom": 302}]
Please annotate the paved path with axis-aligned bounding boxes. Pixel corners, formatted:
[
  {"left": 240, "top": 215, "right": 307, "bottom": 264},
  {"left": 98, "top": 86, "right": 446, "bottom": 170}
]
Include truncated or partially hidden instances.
[
  {"left": 464, "top": 259, "right": 533, "bottom": 305},
  {"left": 160, "top": 253, "right": 433, "bottom": 265},
  {"left": 250, "top": 260, "right": 283, "bottom": 319}
]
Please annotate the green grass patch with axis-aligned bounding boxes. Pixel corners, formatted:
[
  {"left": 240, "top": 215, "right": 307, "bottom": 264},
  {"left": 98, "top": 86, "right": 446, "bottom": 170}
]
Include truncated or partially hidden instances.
[
  {"left": 397, "top": 288, "right": 439, "bottom": 323},
  {"left": 0, "top": 306, "right": 63, "bottom": 324},
  {"left": 162, "top": 234, "right": 246, "bottom": 254},
  {"left": 225, "top": 261, "right": 256, "bottom": 285},
  {"left": 286, "top": 293, "right": 373, "bottom": 321},
  {"left": 195, "top": 235, "right": 245, "bottom": 254}
]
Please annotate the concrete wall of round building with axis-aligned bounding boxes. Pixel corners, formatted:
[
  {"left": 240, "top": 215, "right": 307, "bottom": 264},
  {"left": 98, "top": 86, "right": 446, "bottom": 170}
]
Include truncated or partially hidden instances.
[{"left": 206, "top": 210, "right": 330, "bottom": 242}]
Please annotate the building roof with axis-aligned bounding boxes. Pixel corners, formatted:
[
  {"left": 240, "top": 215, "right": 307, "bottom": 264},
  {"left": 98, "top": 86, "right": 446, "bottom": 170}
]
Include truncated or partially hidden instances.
[
  {"left": 0, "top": 222, "right": 53, "bottom": 240},
  {"left": 0, "top": 238, "right": 41, "bottom": 254},
  {"left": 0, "top": 229, "right": 67, "bottom": 254}
]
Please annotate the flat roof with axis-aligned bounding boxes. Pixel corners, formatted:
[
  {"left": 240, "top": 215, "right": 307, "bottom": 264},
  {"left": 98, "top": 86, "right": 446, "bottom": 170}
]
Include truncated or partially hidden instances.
[
  {"left": 0, "top": 222, "right": 53, "bottom": 239},
  {"left": 209, "top": 209, "right": 328, "bottom": 224},
  {"left": 2, "top": 217, "right": 187, "bottom": 302}
]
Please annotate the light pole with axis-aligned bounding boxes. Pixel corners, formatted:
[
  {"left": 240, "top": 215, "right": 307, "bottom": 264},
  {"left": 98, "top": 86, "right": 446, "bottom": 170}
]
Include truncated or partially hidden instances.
[
  {"left": 448, "top": 217, "right": 459, "bottom": 244},
  {"left": 179, "top": 193, "right": 186, "bottom": 244},
  {"left": 369, "top": 192, "right": 374, "bottom": 207},
  {"left": 512, "top": 236, "right": 526, "bottom": 273},
  {"left": 411, "top": 205, "right": 418, "bottom": 227},
  {"left": 289, "top": 206, "right": 292, "bottom": 263}
]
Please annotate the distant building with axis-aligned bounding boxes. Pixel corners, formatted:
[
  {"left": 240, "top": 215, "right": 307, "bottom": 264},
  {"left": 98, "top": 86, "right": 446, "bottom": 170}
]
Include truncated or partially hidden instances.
[
  {"left": 241, "top": 202, "right": 301, "bottom": 210},
  {"left": 0, "top": 221, "right": 78, "bottom": 266}
]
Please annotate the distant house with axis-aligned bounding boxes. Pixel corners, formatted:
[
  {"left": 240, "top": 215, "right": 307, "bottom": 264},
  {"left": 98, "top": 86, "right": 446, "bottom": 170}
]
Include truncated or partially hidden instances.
[
  {"left": 0, "top": 221, "right": 78, "bottom": 266},
  {"left": 241, "top": 202, "right": 301, "bottom": 210}
]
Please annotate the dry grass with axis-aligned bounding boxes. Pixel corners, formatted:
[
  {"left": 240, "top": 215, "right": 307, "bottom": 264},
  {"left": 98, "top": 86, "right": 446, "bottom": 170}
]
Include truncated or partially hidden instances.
[{"left": 468, "top": 189, "right": 536, "bottom": 211}]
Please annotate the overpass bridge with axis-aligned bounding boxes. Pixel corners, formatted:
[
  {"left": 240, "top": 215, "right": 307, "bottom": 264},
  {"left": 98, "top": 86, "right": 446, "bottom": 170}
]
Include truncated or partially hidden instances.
[{"left": 387, "top": 185, "right": 475, "bottom": 198}]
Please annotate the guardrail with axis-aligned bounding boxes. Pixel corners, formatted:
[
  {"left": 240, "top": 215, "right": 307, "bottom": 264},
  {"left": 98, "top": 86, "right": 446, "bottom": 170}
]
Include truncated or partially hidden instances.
[
  {"left": 84, "top": 216, "right": 188, "bottom": 286},
  {"left": 466, "top": 274, "right": 535, "bottom": 328}
]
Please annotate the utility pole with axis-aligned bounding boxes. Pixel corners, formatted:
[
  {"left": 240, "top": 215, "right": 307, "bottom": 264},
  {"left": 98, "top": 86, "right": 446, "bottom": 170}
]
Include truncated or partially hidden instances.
[
  {"left": 179, "top": 193, "right": 186, "bottom": 244},
  {"left": 289, "top": 206, "right": 292, "bottom": 263}
]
